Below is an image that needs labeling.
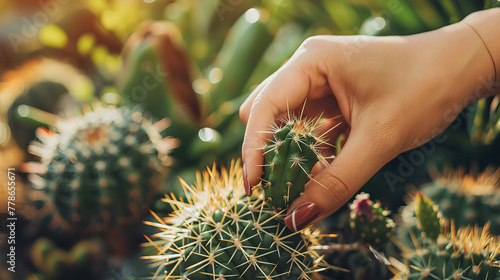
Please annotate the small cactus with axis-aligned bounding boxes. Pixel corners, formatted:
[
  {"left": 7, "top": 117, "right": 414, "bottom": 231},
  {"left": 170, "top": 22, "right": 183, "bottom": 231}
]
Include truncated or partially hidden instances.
[
  {"left": 25, "top": 104, "right": 177, "bottom": 234},
  {"left": 414, "top": 192, "right": 441, "bottom": 243},
  {"left": 349, "top": 193, "right": 395, "bottom": 248},
  {"left": 260, "top": 114, "right": 333, "bottom": 211},
  {"left": 142, "top": 160, "right": 333, "bottom": 279}
]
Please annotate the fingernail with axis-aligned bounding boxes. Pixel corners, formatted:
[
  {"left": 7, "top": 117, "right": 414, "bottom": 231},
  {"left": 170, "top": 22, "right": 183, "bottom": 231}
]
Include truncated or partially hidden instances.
[
  {"left": 243, "top": 163, "right": 251, "bottom": 196},
  {"left": 285, "top": 202, "right": 321, "bottom": 232}
]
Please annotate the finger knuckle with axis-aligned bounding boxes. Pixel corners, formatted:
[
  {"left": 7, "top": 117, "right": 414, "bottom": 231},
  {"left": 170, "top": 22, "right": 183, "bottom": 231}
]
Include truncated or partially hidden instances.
[{"left": 319, "top": 169, "right": 352, "bottom": 203}]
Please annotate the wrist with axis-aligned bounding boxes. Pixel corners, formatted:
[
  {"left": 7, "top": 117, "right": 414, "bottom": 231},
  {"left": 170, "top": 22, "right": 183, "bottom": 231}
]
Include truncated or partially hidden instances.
[
  {"left": 463, "top": 8, "right": 500, "bottom": 86},
  {"left": 407, "top": 11, "right": 498, "bottom": 109}
]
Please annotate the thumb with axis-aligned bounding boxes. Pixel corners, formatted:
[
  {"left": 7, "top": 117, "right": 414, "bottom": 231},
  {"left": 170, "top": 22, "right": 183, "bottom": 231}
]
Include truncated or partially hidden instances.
[{"left": 284, "top": 127, "right": 397, "bottom": 232}]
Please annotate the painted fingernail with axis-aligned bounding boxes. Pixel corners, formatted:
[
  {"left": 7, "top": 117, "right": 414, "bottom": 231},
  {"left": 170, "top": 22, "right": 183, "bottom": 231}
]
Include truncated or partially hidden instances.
[
  {"left": 243, "top": 163, "right": 251, "bottom": 196},
  {"left": 285, "top": 202, "right": 321, "bottom": 232}
]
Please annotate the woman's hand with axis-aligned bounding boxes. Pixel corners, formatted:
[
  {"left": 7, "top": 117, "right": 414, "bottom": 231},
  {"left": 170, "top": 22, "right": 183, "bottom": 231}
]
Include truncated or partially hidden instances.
[{"left": 240, "top": 10, "right": 498, "bottom": 232}]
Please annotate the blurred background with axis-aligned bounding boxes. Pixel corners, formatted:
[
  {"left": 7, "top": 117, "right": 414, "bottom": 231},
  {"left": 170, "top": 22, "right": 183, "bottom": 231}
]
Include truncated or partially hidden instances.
[{"left": 0, "top": 0, "right": 499, "bottom": 279}]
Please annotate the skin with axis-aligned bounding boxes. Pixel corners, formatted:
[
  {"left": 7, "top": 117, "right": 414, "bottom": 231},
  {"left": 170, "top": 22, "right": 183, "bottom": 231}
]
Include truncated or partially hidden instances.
[{"left": 240, "top": 8, "right": 500, "bottom": 231}]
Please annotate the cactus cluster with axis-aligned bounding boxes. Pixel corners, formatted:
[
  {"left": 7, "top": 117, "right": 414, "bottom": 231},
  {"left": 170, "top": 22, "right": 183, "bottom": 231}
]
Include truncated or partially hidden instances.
[
  {"left": 30, "top": 237, "right": 105, "bottom": 280},
  {"left": 260, "top": 114, "right": 333, "bottom": 211},
  {"left": 26, "top": 104, "right": 176, "bottom": 234},
  {"left": 420, "top": 167, "right": 500, "bottom": 234},
  {"left": 143, "top": 160, "right": 332, "bottom": 280},
  {"left": 397, "top": 223, "right": 500, "bottom": 280},
  {"left": 349, "top": 193, "right": 396, "bottom": 248},
  {"left": 395, "top": 193, "right": 500, "bottom": 280}
]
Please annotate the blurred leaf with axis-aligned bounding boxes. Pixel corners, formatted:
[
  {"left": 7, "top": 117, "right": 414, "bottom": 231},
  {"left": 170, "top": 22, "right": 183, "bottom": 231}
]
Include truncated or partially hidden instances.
[
  {"left": 39, "top": 24, "right": 68, "bottom": 48},
  {"left": 77, "top": 33, "right": 95, "bottom": 55}
]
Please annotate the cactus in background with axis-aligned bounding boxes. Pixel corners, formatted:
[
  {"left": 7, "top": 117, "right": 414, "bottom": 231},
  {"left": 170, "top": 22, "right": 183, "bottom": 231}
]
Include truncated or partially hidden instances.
[
  {"left": 30, "top": 237, "right": 105, "bottom": 280},
  {"left": 142, "top": 160, "right": 333, "bottom": 279},
  {"left": 349, "top": 193, "right": 396, "bottom": 248},
  {"left": 395, "top": 193, "right": 500, "bottom": 279},
  {"left": 260, "top": 114, "right": 334, "bottom": 211},
  {"left": 420, "top": 167, "right": 500, "bottom": 234},
  {"left": 396, "top": 223, "right": 500, "bottom": 280},
  {"left": 470, "top": 95, "right": 500, "bottom": 145},
  {"left": 312, "top": 194, "right": 394, "bottom": 280},
  {"left": 25, "top": 104, "right": 177, "bottom": 235}
]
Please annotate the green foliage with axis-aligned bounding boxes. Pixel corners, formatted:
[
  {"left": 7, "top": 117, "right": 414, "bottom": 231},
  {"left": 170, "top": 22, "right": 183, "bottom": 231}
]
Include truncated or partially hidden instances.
[{"left": 31, "top": 237, "right": 105, "bottom": 280}]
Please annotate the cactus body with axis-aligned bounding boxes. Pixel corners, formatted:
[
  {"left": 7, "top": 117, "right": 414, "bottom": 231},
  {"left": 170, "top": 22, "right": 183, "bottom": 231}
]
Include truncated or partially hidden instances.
[
  {"left": 349, "top": 193, "right": 395, "bottom": 248},
  {"left": 27, "top": 105, "right": 176, "bottom": 234},
  {"left": 420, "top": 167, "right": 500, "bottom": 234},
  {"left": 397, "top": 224, "right": 500, "bottom": 280},
  {"left": 261, "top": 116, "right": 329, "bottom": 211},
  {"left": 143, "top": 160, "right": 330, "bottom": 280}
]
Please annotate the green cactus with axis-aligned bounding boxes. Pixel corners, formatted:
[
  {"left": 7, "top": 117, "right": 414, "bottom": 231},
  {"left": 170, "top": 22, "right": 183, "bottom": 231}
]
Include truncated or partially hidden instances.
[
  {"left": 414, "top": 192, "right": 441, "bottom": 243},
  {"left": 396, "top": 223, "right": 500, "bottom": 280},
  {"left": 349, "top": 193, "right": 396, "bottom": 248},
  {"left": 31, "top": 237, "right": 105, "bottom": 280},
  {"left": 142, "top": 160, "right": 333, "bottom": 280},
  {"left": 420, "top": 167, "right": 500, "bottom": 235},
  {"left": 26, "top": 104, "right": 176, "bottom": 235},
  {"left": 260, "top": 115, "right": 332, "bottom": 211}
]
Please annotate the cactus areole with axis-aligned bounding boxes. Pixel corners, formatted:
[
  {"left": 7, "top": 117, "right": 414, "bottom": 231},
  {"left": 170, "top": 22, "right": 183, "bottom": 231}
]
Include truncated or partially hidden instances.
[{"left": 261, "top": 116, "right": 330, "bottom": 211}]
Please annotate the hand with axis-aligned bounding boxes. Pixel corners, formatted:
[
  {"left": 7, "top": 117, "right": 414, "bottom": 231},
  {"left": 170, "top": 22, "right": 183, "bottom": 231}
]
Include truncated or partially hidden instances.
[{"left": 240, "top": 10, "right": 498, "bottom": 232}]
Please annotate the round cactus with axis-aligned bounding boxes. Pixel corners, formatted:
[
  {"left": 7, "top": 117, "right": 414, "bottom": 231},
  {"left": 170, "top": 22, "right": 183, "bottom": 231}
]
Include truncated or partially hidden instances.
[
  {"left": 414, "top": 192, "right": 441, "bottom": 242},
  {"left": 396, "top": 223, "right": 500, "bottom": 280},
  {"left": 349, "top": 193, "right": 395, "bottom": 248},
  {"left": 142, "top": 160, "right": 333, "bottom": 280},
  {"left": 260, "top": 115, "right": 333, "bottom": 211},
  {"left": 25, "top": 104, "right": 177, "bottom": 234},
  {"left": 420, "top": 167, "right": 500, "bottom": 235}
]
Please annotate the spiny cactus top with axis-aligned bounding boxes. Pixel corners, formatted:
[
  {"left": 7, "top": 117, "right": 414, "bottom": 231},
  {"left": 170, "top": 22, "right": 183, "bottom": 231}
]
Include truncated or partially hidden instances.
[
  {"left": 421, "top": 167, "right": 500, "bottom": 234},
  {"left": 260, "top": 115, "right": 332, "bottom": 211},
  {"left": 25, "top": 104, "right": 177, "bottom": 234},
  {"left": 142, "top": 160, "right": 333, "bottom": 280},
  {"left": 396, "top": 223, "right": 500, "bottom": 280},
  {"left": 349, "top": 193, "right": 395, "bottom": 248}
]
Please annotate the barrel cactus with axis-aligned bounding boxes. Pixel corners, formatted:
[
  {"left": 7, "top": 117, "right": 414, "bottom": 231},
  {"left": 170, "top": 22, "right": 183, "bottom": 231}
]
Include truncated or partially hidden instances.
[
  {"left": 142, "top": 160, "right": 333, "bottom": 279},
  {"left": 420, "top": 167, "right": 500, "bottom": 234},
  {"left": 260, "top": 115, "right": 332, "bottom": 211},
  {"left": 25, "top": 104, "right": 177, "bottom": 234}
]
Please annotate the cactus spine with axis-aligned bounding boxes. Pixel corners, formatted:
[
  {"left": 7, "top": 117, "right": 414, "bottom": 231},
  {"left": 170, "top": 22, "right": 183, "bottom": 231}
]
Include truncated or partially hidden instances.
[
  {"left": 26, "top": 104, "right": 176, "bottom": 234},
  {"left": 260, "top": 114, "right": 333, "bottom": 211},
  {"left": 143, "top": 160, "right": 332, "bottom": 279}
]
